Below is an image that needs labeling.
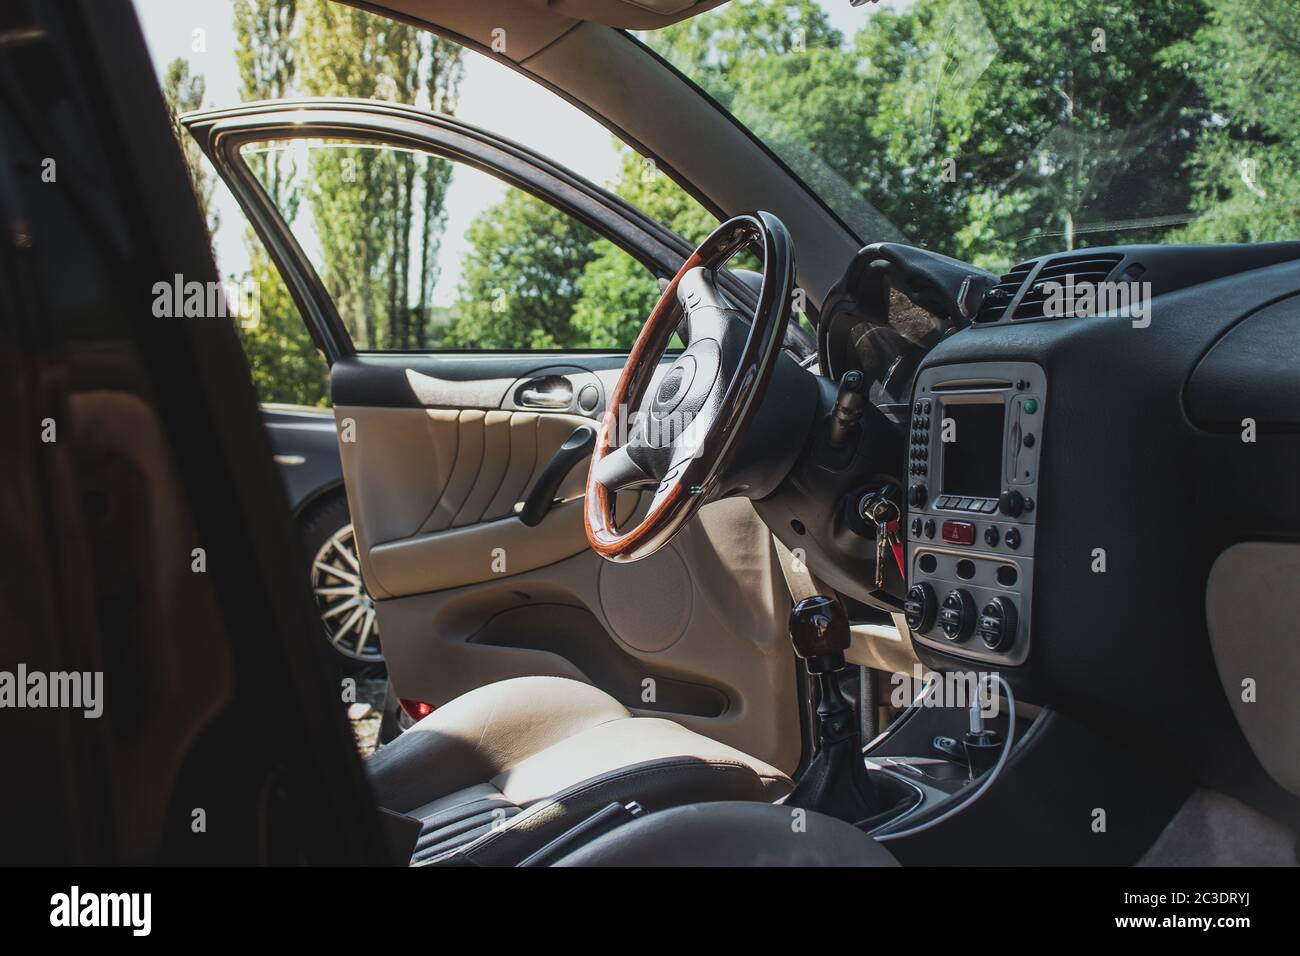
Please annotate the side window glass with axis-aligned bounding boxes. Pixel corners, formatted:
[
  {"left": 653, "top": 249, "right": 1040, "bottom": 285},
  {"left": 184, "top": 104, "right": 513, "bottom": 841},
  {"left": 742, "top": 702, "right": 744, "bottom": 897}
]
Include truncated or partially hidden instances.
[
  {"left": 158, "top": 59, "right": 328, "bottom": 406},
  {"left": 236, "top": 230, "right": 329, "bottom": 406},
  {"left": 240, "top": 139, "right": 663, "bottom": 351}
]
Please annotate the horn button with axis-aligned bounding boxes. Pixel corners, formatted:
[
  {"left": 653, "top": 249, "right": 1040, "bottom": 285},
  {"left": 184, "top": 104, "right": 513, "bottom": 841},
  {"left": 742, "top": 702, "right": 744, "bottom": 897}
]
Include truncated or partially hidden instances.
[
  {"left": 654, "top": 356, "right": 696, "bottom": 412},
  {"left": 648, "top": 339, "right": 723, "bottom": 448}
]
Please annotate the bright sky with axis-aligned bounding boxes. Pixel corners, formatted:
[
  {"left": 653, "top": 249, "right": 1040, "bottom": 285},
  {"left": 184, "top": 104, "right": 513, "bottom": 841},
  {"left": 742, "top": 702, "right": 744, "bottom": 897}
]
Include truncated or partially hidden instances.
[{"left": 132, "top": 0, "right": 906, "bottom": 303}]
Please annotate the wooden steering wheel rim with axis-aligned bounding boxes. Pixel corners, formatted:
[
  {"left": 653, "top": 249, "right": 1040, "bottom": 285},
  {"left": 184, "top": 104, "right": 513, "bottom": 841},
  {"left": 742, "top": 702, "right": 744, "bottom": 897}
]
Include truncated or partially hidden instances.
[{"left": 583, "top": 211, "right": 794, "bottom": 563}]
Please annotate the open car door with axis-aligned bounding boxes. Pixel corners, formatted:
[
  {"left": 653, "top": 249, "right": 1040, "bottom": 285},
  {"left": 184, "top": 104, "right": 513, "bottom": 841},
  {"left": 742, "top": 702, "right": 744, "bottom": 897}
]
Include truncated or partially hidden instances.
[{"left": 185, "top": 100, "right": 803, "bottom": 772}]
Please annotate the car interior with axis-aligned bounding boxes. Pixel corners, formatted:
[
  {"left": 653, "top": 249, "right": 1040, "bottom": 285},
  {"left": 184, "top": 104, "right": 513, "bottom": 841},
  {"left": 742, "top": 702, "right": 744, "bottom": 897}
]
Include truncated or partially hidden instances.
[{"left": 2, "top": 0, "right": 1298, "bottom": 870}]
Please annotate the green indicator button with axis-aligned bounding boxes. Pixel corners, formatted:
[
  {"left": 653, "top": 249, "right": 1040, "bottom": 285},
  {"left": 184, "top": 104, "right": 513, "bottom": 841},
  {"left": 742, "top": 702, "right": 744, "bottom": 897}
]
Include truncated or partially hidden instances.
[{"left": 1023, "top": 398, "right": 1039, "bottom": 414}]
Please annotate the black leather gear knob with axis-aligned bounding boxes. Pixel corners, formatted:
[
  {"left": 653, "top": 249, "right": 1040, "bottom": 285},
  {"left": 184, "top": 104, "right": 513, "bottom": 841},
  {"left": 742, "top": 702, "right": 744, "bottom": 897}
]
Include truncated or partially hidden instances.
[{"left": 788, "top": 595, "right": 850, "bottom": 660}]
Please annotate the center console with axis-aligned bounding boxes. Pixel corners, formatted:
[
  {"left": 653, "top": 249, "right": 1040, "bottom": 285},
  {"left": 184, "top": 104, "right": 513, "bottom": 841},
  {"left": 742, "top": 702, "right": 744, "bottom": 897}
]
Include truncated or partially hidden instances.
[{"left": 903, "top": 361, "right": 1044, "bottom": 665}]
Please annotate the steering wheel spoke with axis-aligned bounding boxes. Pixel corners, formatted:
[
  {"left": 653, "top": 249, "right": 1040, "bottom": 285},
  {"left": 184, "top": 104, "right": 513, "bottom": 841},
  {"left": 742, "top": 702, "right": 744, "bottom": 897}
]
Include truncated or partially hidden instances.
[
  {"left": 591, "top": 441, "right": 653, "bottom": 493},
  {"left": 680, "top": 267, "right": 739, "bottom": 345}
]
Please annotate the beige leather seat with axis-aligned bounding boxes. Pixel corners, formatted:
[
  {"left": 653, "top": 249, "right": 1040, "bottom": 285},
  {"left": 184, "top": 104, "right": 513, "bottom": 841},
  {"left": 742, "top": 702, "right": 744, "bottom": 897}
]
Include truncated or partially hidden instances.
[{"left": 367, "top": 676, "right": 792, "bottom": 865}]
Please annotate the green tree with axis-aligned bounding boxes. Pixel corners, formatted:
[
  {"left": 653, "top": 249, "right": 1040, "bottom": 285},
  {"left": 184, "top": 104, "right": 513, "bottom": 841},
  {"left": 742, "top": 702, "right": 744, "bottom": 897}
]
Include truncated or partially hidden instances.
[
  {"left": 241, "top": 251, "right": 328, "bottom": 405},
  {"left": 444, "top": 189, "right": 600, "bottom": 349},
  {"left": 647, "top": 0, "right": 1212, "bottom": 271},
  {"left": 649, "top": 1, "right": 901, "bottom": 244},
  {"left": 299, "top": 0, "right": 420, "bottom": 349},
  {"left": 161, "top": 58, "right": 217, "bottom": 237},
  {"left": 234, "top": 0, "right": 299, "bottom": 213},
  {"left": 444, "top": 145, "right": 723, "bottom": 352},
  {"left": 414, "top": 39, "right": 464, "bottom": 349},
  {"left": 572, "top": 148, "right": 715, "bottom": 347},
  {"left": 229, "top": 0, "right": 328, "bottom": 405},
  {"left": 570, "top": 238, "right": 662, "bottom": 348},
  {"left": 890, "top": 0, "right": 1210, "bottom": 265},
  {"left": 612, "top": 149, "right": 717, "bottom": 242},
  {"left": 1174, "top": 0, "right": 1300, "bottom": 243},
  {"left": 297, "top": 0, "right": 462, "bottom": 350}
]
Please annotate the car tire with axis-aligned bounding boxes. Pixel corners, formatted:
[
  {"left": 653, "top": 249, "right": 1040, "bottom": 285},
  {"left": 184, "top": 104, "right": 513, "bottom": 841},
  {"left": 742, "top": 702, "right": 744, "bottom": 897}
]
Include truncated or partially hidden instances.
[{"left": 298, "top": 493, "right": 384, "bottom": 675}]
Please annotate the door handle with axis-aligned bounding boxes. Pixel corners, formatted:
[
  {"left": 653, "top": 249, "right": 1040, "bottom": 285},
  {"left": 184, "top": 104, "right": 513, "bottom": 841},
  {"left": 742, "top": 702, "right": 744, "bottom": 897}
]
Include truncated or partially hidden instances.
[
  {"left": 519, "top": 387, "right": 571, "bottom": 409},
  {"left": 516, "top": 375, "right": 573, "bottom": 409},
  {"left": 518, "top": 425, "right": 596, "bottom": 527}
]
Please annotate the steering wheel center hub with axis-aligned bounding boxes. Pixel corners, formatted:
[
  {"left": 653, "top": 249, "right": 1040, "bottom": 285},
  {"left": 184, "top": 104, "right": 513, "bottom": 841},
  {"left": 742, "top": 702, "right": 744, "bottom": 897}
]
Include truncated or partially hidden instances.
[{"left": 654, "top": 355, "right": 696, "bottom": 413}]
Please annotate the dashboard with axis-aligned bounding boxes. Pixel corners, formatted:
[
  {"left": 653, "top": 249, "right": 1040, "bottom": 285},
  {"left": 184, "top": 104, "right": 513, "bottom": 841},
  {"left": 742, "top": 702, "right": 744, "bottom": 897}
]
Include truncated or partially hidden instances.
[{"left": 758, "top": 236, "right": 1300, "bottom": 824}]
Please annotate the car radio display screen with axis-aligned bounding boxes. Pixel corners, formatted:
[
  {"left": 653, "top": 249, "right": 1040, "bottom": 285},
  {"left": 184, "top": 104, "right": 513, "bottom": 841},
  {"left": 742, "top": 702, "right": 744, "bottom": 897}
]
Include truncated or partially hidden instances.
[{"left": 941, "top": 402, "right": 1004, "bottom": 499}]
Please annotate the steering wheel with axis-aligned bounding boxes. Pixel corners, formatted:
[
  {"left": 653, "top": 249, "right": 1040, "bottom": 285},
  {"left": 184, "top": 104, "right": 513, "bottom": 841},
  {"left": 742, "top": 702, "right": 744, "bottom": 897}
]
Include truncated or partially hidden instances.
[{"left": 584, "top": 211, "right": 795, "bottom": 562}]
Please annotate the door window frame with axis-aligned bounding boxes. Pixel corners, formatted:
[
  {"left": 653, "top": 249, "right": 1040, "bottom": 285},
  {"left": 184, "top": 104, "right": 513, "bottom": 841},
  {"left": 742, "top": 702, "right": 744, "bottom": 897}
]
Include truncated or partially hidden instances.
[{"left": 183, "top": 97, "right": 731, "bottom": 364}]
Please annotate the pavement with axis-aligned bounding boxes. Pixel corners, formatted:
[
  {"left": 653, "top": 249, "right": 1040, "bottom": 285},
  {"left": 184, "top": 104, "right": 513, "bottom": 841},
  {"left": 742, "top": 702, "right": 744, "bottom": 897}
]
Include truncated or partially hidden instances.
[{"left": 348, "top": 674, "right": 389, "bottom": 757}]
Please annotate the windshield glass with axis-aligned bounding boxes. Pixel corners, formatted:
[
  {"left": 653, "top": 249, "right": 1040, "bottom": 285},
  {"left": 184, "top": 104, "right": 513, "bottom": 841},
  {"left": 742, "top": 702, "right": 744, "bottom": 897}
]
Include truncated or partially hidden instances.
[{"left": 639, "top": 0, "right": 1298, "bottom": 273}]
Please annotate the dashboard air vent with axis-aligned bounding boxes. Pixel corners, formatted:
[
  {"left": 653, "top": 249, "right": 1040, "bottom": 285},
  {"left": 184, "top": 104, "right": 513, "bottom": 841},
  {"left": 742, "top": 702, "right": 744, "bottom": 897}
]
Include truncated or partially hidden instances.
[
  {"left": 1013, "top": 252, "right": 1124, "bottom": 320},
  {"left": 972, "top": 260, "right": 1035, "bottom": 323}
]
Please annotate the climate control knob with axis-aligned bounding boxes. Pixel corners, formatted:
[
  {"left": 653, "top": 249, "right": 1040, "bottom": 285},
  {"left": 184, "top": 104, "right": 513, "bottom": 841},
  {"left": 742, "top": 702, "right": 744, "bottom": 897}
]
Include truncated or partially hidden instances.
[
  {"left": 938, "top": 589, "right": 976, "bottom": 643},
  {"left": 904, "top": 583, "right": 937, "bottom": 634},
  {"left": 998, "top": 490, "right": 1025, "bottom": 517},
  {"left": 977, "top": 596, "right": 1019, "bottom": 650}
]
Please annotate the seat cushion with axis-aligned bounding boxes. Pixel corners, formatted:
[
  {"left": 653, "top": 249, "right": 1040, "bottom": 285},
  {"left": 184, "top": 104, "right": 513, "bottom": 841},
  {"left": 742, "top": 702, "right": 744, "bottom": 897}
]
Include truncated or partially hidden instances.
[
  {"left": 366, "top": 676, "right": 792, "bottom": 865},
  {"left": 552, "top": 801, "right": 901, "bottom": 867}
]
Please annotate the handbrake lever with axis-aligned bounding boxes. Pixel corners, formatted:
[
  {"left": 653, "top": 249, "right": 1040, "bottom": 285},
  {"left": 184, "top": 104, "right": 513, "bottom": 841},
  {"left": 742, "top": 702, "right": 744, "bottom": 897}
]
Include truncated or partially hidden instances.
[{"left": 517, "top": 424, "right": 596, "bottom": 527}]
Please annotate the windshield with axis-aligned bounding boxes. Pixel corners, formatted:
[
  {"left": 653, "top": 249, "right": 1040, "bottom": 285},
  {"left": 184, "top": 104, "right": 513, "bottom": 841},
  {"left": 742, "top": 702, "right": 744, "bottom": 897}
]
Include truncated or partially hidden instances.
[{"left": 638, "top": 0, "right": 1298, "bottom": 273}]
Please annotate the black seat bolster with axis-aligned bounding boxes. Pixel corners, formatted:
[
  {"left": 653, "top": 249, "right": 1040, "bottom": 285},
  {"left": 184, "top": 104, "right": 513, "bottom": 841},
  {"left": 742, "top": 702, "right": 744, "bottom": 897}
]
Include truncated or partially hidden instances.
[
  {"left": 551, "top": 801, "right": 901, "bottom": 867},
  {"left": 410, "top": 796, "right": 523, "bottom": 863},
  {"left": 412, "top": 756, "right": 772, "bottom": 866}
]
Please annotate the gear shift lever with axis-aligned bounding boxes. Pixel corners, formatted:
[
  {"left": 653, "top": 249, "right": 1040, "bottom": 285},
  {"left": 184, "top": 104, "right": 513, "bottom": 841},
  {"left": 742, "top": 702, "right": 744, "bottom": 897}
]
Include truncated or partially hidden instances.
[{"left": 784, "top": 595, "right": 880, "bottom": 823}]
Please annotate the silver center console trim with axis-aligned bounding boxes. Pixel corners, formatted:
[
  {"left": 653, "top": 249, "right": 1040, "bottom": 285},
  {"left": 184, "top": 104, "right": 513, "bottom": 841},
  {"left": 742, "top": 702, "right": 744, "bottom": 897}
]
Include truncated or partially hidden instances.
[{"left": 905, "top": 360, "right": 1045, "bottom": 665}]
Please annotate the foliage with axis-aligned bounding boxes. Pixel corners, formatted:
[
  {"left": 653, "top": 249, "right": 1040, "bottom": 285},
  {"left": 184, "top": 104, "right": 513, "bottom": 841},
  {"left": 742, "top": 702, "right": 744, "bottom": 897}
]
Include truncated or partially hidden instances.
[
  {"left": 239, "top": 251, "right": 329, "bottom": 404},
  {"left": 162, "top": 44, "right": 324, "bottom": 406},
  {"left": 234, "top": 0, "right": 300, "bottom": 216},
  {"left": 647, "top": 0, "right": 1213, "bottom": 272},
  {"left": 1172, "top": 0, "right": 1300, "bottom": 243},
  {"left": 297, "top": 0, "right": 463, "bottom": 351},
  {"left": 161, "top": 58, "right": 217, "bottom": 237},
  {"left": 573, "top": 149, "right": 716, "bottom": 348},
  {"left": 222, "top": 0, "right": 465, "bottom": 404},
  {"left": 228, "top": 0, "right": 329, "bottom": 406},
  {"left": 570, "top": 238, "right": 662, "bottom": 349},
  {"left": 443, "top": 147, "right": 716, "bottom": 351},
  {"left": 443, "top": 189, "right": 603, "bottom": 349},
  {"left": 612, "top": 149, "right": 718, "bottom": 243},
  {"left": 166, "top": 0, "right": 1300, "bottom": 397}
]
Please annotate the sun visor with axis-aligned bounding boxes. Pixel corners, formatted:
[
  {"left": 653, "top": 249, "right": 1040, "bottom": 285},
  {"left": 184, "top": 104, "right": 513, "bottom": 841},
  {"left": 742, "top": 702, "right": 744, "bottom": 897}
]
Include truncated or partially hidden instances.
[{"left": 523, "top": 0, "right": 731, "bottom": 30}]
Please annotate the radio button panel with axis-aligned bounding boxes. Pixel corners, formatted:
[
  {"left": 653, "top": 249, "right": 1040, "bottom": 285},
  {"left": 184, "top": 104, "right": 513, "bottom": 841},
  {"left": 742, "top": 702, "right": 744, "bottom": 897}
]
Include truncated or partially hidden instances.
[{"left": 904, "top": 361, "right": 1045, "bottom": 666}]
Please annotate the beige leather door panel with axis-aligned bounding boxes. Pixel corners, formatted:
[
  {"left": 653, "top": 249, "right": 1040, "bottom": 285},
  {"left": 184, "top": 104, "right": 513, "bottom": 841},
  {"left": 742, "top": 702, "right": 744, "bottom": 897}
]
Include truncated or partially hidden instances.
[
  {"left": 369, "top": 498, "right": 637, "bottom": 596},
  {"left": 336, "top": 405, "right": 608, "bottom": 598}
]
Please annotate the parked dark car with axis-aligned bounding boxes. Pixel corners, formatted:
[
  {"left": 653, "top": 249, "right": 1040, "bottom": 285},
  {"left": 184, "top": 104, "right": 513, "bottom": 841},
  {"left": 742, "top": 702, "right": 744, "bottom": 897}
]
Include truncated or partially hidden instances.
[{"left": 263, "top": 404, "right": 381, "bottom": 670}]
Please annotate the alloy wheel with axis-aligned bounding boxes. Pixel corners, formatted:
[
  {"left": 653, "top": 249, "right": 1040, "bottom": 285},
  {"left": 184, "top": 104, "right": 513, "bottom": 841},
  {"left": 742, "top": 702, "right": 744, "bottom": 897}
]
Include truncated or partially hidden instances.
[{"left": 310, "top": 523, "right": 382, "bottom": 663}]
